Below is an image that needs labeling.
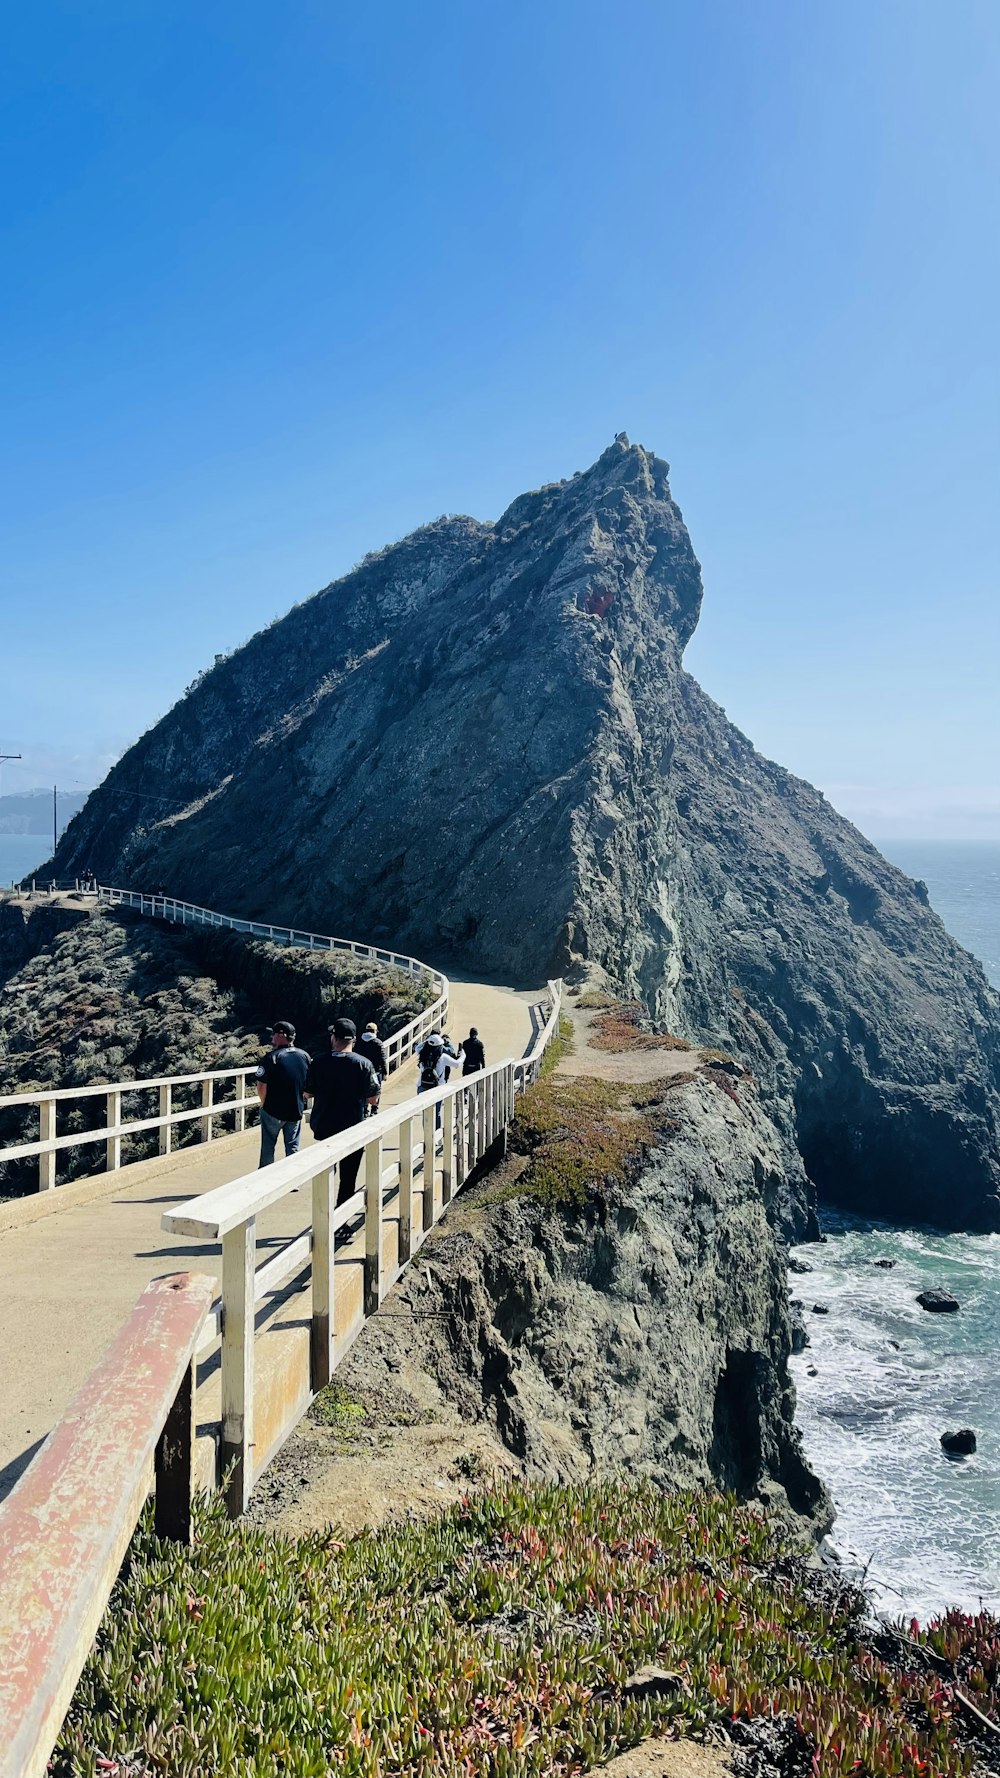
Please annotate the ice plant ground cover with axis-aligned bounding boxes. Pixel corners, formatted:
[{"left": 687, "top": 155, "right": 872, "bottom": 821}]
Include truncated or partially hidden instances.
[{"left": 55, "top": 1483, "right": 1000, "bottom": 1776}]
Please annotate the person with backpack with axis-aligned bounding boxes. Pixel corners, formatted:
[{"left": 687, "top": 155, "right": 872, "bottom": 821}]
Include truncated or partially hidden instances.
[
  {"left": 462, "top": 1027, "right": 486, "bottom": 1075},
  {"left": 417, "top": 1031, "right": 448, "bottom": 1128},
  {"left": 256, "top": 1020, "right": 312, "bottom": 1167},
  {"left": 417, "top": 1032, "right": 445, "bottom": 1091}
]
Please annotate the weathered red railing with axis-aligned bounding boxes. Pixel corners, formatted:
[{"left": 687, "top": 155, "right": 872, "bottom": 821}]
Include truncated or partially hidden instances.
[{"left": 0, "top": 1271, "right": 215, "bottom": 1778}]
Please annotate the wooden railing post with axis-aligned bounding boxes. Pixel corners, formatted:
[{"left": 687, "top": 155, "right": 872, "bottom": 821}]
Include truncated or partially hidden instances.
[
  {"left": 422, "top": 1102, "right": 436, "bottom": 1230},
  {"left": 442, "top": 1091, "right": 455, "bottom": 1205},
  {"left": 105, "top": 1088, "right": 121, "bottom": 1172},
  {"left": 200, "top": 1077, "right": 214, "bottom": 1143},
  {"left": 235, "top": 1071, "right": 247, "bottom": 1133},
  {"left": 38, "top": 1097, "right": 55, "bottom": 1191},
  {"left": 364, "top": 1137, "right": 384, "bottom": 1315},
  {"left": 154, "top": 1353, "right": 195, "bottom": 1543},
  {"left": 158, "top": 1083, "right": 172, "bottom": 1155},
  {"left": 399, "top": 1115, "right": 414, "bottom": 1264},
  {"left": 468, "top": 1080, "right": 479, "bottom": 1172},
  {"left": 221, "top": 1218, "right": 255, "bottom": 1516},
  {"left": 455, "top": 1084, "right": 466, "bottom": 1190},
  {"left": 311, "top": 1167, "right": 334, "bottom": 1391}
]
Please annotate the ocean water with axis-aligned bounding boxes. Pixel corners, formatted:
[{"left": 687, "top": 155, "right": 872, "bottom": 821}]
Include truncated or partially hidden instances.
[
  {"left": 881, "top": 839, "right": 1000, "bottom": 989},
  {"left": 0, "top": 835, "right": 50, "bottom": 887},
  {"left": 792, "top": 839, "right": 1000, "bottom": 1622}
]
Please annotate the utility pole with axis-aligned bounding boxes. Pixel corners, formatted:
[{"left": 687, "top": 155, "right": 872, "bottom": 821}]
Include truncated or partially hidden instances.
[
  {"left": 53, "top": 785, "right": 58, "bottom": 858},
  {"left": 0, "top": 752, "right": 21, "bottom": 802}
]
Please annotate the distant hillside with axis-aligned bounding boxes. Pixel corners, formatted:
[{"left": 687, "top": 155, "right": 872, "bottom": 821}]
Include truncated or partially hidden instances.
[{"left": 0, "top": 790, "right": 87, "bottom": 836}]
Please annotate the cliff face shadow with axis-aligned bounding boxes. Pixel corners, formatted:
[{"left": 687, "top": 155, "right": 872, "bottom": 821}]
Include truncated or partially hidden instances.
[{"left": 708, "top": 1348, "right": 767, "bottom": 1495}]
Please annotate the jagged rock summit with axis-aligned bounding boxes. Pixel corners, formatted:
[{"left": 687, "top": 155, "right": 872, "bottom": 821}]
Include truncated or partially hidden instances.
[{"left": 53, "top": 438, "right": 1000, "bottom": 1229}]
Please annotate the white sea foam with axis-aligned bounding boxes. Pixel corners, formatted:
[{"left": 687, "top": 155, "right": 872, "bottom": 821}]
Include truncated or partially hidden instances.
[{"left": 791, "top": 1212, "right": 1000, "bottom": 1622}]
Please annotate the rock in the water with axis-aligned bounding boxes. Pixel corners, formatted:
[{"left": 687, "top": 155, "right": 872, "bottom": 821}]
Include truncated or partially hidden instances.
[
  {"left": 788, "top": 1256, "right": 813, "bottom": 1274},
  {"left": 873, "top": 1258, "right": 897, "bottom": 1269},
  {"left": 811, "top": 1302, "right": 830, "bottom": 1315},
  {"left": 790, "top": 1305, "right": 810, "bottom": 1353},
  {"left": 917, "top": 1289, "right": 960, "bottom": 1313},
  {"left": 806, "top": 1365, "right": 819, "bottom": 1377},
  {"left": 941, "top": 1429, "right": 977, "bottom": 1456}
]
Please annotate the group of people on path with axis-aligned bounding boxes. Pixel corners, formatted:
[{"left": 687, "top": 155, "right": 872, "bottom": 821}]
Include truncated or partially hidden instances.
[{"left": 255, "top": 1015, "right": 486, "bottom": 1203}]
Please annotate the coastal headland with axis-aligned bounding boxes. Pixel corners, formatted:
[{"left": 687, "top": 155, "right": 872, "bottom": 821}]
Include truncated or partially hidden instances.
[{"left": 4, "top": 440, "right": 1000, "bottom": 1773}]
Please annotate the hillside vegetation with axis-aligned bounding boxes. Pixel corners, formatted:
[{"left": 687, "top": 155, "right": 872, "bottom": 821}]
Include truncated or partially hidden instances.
[
  {"left": 0, "top": 903, "right": 434, "bottom": 1194},
  {"left": 54, "top": 1482, "right": 1000, "bottom": 1777}
]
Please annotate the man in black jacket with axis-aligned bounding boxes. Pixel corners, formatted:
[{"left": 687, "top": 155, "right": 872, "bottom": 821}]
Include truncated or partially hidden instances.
[
  {"left": 356, "top": 1022, "right": 388, "bottom": 1105},
  {"left": 306, "top": 1018, "right": 381, "bottom": 1203},
  {"left": 462, "top": 1027, "right": 486, "bottom": 1075},
  {"left": 256, "top": 1021, "right": 312, "bottom": 1167}
]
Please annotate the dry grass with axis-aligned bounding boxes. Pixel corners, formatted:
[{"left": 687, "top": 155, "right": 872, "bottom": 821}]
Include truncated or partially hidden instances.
[
  {"left": 585, "top": 1000, "right": 692, "bottom": 1055},
  {"left": 489, "top": 1073, "right": 677, "bottom": 1209}
]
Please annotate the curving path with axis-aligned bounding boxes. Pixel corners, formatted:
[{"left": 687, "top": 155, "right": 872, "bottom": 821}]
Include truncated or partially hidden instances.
[{"left": 0, "top": 919, "right": 541, "bottom": 1501}]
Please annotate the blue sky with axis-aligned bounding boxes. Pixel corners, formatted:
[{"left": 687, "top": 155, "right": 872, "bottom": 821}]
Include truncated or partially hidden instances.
[{"left": 1, "top": 0, "right": 997, "bottom": 838}]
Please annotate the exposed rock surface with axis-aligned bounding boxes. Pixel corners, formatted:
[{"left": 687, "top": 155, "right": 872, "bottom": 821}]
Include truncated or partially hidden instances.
[
  {"left": 46, "top": 438, "right": 1000, "bottom": 1230},
  {"left": 941, "top": 1429, "right": 977, "bottom": 1456},
  {"left": 916, "top": 1288, "right": 961, "bottom": 1314},
  {"left": 339, "top": 1072, "right": 829, "bottom": 1530}
]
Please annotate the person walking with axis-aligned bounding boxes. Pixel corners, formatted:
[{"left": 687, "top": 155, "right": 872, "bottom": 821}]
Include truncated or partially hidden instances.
[
  {"left": 440, "top": 1031, "right": 463, "bottom": 1081},
  {"left": 416, "top": 1030, "right": 448, "bottom": 1128},
  {"left": 462, "top": 1027, "right": 486, "bottom": 1075},
  {"left": 256, "top": 1020, "right": 311, "bottom": 1167},
  {"left": 356, "top": 1021, "right": 388, "bottom": 1108},
  {"left": 306, "top": 1018, "right": 382, "bottom": 1203}
]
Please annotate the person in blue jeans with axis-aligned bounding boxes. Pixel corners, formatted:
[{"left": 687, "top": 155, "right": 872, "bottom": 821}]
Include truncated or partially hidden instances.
[{"left": 256, "top": 1020, "right": 311, "bottom": 1166}]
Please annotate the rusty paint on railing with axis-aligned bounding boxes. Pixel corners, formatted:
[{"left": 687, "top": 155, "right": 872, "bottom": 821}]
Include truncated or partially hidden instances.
[{"left": 0, "top": 1271, "right": 215, "bottom": 1778}]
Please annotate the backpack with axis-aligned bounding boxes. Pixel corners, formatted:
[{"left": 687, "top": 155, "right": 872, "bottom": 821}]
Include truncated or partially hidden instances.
[{"left": 419, "top": 1040, "right": 441, "bottom": 1089}]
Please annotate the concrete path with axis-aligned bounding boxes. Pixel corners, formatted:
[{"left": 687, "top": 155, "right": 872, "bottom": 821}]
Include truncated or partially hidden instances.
[{"left": 0, "top": 974, "right": 538, "bottom": 1501}]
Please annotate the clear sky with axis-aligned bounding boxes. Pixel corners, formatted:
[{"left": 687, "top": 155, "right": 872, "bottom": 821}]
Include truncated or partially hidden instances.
[{"left": 2, "top": 0, "right": 997, "bottom": 839}]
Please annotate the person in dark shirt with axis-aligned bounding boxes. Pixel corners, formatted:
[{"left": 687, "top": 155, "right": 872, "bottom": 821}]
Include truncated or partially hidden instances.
[
  {"left": 306, "top": 1017, "right": 381, "bottom": 1203},
  {"left": 256, "top": 1020, "right": 312, "bottom": 1168},
  {"left": 462, "top": 1027, "right": 486, "bottom": 1075},
  {"left": 356, "top": 1022, "right": 388, "bottom": 1106}
]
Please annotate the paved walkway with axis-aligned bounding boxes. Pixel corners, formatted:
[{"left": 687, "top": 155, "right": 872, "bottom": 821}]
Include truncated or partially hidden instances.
[{"left": 0, "top": 975, "right": 538, "bottom": 1500}]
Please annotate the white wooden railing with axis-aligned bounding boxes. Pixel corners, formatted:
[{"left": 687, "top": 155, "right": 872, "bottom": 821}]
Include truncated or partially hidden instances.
[
  {"left": 0, "top": 885, "right": 448, "bottom": 1193},
  {"left": 163, "top": 982, "right": 562, "bottom": 1514},
  {"left": 0, "top": 986, "right": 561, "bottom": 1777}
]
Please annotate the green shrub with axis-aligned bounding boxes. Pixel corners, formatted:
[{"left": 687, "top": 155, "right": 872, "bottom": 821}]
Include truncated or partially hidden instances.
[{"left": 310, "top": 1381, "right": 367, "bottom": 1442}]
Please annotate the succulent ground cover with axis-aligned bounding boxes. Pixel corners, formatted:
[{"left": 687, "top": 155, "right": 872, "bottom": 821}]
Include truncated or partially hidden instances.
[{"left": 54, "top": 1482, "right": 997, "bottom": 1777}]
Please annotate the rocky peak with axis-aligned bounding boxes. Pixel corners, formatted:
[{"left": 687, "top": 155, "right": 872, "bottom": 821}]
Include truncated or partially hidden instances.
[
  {"left": 49, "top": 443, "right": 1000, "bottom": 1231},
  {"left": 490, "top": 437, "right": 702, "bottom": 652}
]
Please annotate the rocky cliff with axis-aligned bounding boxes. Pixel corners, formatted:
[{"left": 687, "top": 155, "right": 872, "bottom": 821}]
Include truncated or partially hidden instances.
[
  {"left": 330, "top": 1064, "right": 828, "bottom": 1529},
  {"left": 50, "top": 439, "right": 1000, "bottom": 1229}
]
